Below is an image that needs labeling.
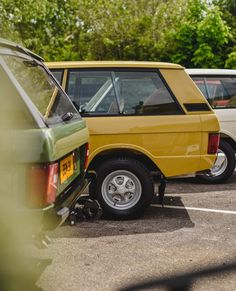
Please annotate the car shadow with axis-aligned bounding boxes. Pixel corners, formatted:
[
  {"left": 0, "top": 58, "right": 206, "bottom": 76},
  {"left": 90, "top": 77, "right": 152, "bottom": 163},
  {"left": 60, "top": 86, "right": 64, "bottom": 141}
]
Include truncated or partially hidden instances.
[
  {"left": 50, "top": 195, "right": 194, "bottom": 239},
  {"left": 40, "top": 173, "right": 236, "bottom": 291},
  {"left": 50, "top": 172, "right": 235, "bottom": 239}
]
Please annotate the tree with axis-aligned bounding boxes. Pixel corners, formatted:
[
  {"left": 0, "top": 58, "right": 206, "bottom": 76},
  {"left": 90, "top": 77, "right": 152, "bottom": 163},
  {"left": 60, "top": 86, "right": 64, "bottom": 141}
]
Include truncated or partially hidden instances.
[
  {"left": 0, "top": 0, "right": 87, "bottom": 60},
  {"left": 213, "top": 0, "right": 236, "bottom": 68},
  {"left": 168, "top": 0, "right": 232, "bottom": 68},
  {"left": 0, "top": 0, "right": 235, "bottom": 68}
]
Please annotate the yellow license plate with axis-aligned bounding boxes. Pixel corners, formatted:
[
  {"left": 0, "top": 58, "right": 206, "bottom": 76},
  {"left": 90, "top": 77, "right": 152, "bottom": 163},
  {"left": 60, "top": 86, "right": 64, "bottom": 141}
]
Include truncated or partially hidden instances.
[{"left": 60, "top": 154, "right": 74, "bottom": 184}]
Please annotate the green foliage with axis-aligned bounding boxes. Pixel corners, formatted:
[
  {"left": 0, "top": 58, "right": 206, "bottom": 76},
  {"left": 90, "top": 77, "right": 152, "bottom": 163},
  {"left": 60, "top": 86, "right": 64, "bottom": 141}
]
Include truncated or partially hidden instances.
[
  {"left": 197, "top": 8, "right": 230, "bottom": 47},
  {"left": 225, "top": 50, "right": 236, "bottom": 68},
  {"left": 213, "top": 0, "right": 236, "bottom": 67},
  {"left": 0, "top": 0, "right": 235, "bottom": 68},
  {"left": 192, "top": 44, "right": 221, "bottom": 68},
  {"left": 193, "top": 7, "right": 231, "bottom": 67},
  {"left": 169, "top": 1, "right": 232, "bottom": 68}
]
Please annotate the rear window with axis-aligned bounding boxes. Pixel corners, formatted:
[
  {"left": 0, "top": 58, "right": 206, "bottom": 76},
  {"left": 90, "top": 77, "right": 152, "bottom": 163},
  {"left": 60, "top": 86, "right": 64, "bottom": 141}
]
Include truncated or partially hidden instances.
[
  {"left": 192, "top": 76, "right": 236, "bottom": 109},
  {"left": 3, "top": 56, "right": 81, "bottom": 126}
]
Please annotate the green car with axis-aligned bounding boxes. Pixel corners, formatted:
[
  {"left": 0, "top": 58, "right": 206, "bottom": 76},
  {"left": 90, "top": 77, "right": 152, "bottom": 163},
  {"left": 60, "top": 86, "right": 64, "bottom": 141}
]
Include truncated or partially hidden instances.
[{"left": 0, "top": 38, "right": 90, "bottom": 234}]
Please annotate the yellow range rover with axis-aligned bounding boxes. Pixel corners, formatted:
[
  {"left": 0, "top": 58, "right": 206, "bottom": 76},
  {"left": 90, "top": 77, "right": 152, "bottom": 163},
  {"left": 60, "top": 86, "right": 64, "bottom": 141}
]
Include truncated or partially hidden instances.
[{"left": 47, "top": 61, "right": 220, "bottom": 218}]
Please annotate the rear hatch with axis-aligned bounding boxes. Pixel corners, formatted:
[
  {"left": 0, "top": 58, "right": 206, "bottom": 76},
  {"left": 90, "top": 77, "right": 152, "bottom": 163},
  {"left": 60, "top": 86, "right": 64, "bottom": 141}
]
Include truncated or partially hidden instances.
[
  {"left": 26, "top": 122, "right": 89, "bottom": 208},
  {"left": 1, "top": 51, "right": 89, "bottom": 208}
]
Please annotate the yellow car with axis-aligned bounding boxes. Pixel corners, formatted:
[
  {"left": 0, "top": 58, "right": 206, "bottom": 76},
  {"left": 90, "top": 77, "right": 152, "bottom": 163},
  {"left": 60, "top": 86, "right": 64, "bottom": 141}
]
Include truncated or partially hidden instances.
[{"left": 47, "top": 61, "right": 220, "bottom": 218}]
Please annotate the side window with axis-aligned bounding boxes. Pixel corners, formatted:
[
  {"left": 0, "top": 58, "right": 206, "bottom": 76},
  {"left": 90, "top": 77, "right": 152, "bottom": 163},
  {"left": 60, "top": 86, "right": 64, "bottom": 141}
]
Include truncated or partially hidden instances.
[
  {"left": 51, "top": 69, "right": 63, "bottom": 84},
  {"left": 205, "top": 77, "right": 236, "bottom": 108},
  {"left": 115, "top": 71, "right": 181, "bottom": 115},
  {"left": 67, "top": 70, "right": 119, "bottom": 114},
  {"left": 193, "top": 76, "right": 236, "bottom": 109}
]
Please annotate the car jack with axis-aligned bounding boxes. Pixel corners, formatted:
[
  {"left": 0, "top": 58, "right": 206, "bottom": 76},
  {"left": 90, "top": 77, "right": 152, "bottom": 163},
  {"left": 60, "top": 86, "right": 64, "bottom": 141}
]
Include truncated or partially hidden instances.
[
  {"left": 69, "top": 197, "right": 101, "bottom": 226},
  {"left": 158, "top": 175, "right": 166, "bottom": 206}
]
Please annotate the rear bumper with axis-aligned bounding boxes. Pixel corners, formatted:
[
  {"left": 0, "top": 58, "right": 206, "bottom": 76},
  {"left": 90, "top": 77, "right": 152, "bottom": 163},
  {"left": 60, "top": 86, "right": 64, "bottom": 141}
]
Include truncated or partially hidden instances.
[{"left": 42, "top": 173, "right": 91, "bottom": 230}]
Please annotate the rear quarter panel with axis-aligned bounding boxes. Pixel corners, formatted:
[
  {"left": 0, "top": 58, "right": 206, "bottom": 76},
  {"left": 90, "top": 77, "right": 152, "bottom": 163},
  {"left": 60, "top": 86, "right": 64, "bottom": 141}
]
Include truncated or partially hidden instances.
[
  {"left": 160, "top": 68, "right": 220, "bottom": 174},
  {"left": 86, "top": 114, "right": 208, "bottom": 177},
  {"left": 160, "top": 68, "right": 213, "bottom": 109}
]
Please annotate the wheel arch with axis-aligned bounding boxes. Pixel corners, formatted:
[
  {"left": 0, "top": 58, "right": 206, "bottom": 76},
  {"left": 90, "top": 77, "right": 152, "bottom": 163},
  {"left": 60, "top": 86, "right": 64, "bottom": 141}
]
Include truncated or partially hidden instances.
[
  {"left": 88, "top": 148, "right": 161, "bottom": 174},
  {"left": 220, "top": 132, "right": 236, "bottom": 151}
]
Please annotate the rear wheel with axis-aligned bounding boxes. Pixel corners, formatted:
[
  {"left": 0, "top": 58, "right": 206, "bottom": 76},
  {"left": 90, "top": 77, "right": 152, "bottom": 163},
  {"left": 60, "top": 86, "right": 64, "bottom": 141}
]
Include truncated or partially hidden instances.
[
  {"left": 89, "top": 157, "right": 154, "bottom": 219},
  {"left": 198, "top": 140, "right": 235, "bottom": 184}
]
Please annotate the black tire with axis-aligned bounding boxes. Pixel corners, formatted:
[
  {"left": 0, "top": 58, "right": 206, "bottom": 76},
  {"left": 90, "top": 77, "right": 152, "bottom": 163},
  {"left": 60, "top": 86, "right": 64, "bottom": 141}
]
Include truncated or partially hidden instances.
[
  {"left": 89, "top": 157, "right": 154, "bottom": 219},
  {"left": 198, "top": 140, "right": 235, "bottom": 184}
]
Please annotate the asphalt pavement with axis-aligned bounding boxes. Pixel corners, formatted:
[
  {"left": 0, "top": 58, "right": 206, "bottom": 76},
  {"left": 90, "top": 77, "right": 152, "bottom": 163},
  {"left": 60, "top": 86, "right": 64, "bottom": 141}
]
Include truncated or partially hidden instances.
[{"left": 37, "top": 173, "right": 236, "bottom": 291}]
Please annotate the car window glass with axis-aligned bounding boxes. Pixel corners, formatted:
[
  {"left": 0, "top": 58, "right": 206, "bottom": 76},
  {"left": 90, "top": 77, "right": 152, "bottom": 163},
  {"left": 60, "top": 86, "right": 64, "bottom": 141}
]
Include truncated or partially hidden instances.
[
  {"left": 3, "top": 56, "right": 80, "bottom": 126},
  {"left": 191, "top": 77, "right": 208, "bottom": 98},
  {"left": 0, "top": 63, "right": 37, "bottom": 129},
  {"left": 67, "top": 70, "right": 119, "bottom": 114},
  {"left": 51, "top": 69, "right": 63, "bottom": 84},
  {"left": 115, "top": 71, "right": 181, "bottom": 115},
  {"left": 192, "top": 76, "right": 236, "bottom": 109},
  {"left": 205, "top": 77, "right": 236, "bottom": 108}
]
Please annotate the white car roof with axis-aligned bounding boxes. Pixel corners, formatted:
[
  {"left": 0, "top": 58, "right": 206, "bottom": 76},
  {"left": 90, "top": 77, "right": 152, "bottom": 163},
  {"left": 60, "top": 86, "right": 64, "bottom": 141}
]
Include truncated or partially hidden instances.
[{"left": 186, "top": 68, "right": 236, "bottom": 76}]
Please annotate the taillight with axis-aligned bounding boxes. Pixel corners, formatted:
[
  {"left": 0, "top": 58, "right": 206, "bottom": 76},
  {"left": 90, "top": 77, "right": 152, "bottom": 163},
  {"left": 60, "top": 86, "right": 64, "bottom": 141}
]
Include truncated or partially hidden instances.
[
  {"left": 84, "top": 143, "right": 89, "bottom": 169},
  {"left": 208, "top": 133, "right": 220, "bottom": 154},
  {"left": 28, "top": 162, "right": 58, "bottom": 207}
]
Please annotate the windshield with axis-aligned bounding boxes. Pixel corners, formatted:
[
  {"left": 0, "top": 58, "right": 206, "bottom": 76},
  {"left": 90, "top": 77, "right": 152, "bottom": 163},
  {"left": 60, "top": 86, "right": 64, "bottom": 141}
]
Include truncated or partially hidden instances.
[{"left": 2, "top": 55, "right": 81, "bottom": 126}]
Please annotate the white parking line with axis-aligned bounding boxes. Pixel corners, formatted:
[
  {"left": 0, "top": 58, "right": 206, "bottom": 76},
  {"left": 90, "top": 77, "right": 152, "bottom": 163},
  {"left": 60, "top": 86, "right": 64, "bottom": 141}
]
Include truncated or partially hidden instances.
[{"left": 151, "top": 204, "right": 236, "bottom": 215}]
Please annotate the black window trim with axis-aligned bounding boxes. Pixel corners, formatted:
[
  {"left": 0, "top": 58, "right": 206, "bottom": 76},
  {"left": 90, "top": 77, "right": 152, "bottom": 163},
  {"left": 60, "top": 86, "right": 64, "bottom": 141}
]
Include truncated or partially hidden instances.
[{"left": 184, "top": 103, "right": 211, "bottom": 112}]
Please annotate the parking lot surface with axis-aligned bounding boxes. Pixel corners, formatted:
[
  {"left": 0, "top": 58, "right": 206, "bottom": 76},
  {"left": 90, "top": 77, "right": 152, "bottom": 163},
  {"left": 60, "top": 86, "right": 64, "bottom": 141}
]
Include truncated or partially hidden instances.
[{"left": 38, "top": 173, "right": 236, "bottom": 290}]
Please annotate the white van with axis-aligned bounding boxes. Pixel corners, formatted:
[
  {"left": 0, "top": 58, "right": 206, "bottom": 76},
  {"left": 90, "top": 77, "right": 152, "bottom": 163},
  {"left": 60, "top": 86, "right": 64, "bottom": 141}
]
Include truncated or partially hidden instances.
[{"left": 187, "top": 69, "right": 236, "bottom": 183}]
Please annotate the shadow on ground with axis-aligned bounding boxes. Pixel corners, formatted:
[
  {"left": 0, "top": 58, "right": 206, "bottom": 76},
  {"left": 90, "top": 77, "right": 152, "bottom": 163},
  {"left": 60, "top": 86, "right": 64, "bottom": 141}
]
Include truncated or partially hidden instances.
[
  {"left": 50, "top": 173, "right": 235, "bottom": 239},
  {"left": 51, "top": 195, "right": 194, "bottom": 239}
]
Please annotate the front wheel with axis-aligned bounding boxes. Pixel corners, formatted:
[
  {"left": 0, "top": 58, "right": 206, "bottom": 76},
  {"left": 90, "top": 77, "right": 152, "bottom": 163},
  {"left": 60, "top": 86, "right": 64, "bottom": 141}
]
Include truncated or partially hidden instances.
[
  {"left": 197, "top": 140, "right": 235, "bottom": 184},
  {"left": 89, "top": 157, "right": 154, "bottom": 219}
]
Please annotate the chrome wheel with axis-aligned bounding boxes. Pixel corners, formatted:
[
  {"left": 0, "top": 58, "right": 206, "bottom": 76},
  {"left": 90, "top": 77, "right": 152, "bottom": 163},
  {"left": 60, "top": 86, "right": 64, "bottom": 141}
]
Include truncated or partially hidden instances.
[
  {"left": 197, "top": 140, "right": 235, "bottom": 184},
  {"left": 210, "top": 149, "right": 228, "bottom": 177},
  {"left": 101, "top": 170, "right": 142, "bottom": 210}
]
